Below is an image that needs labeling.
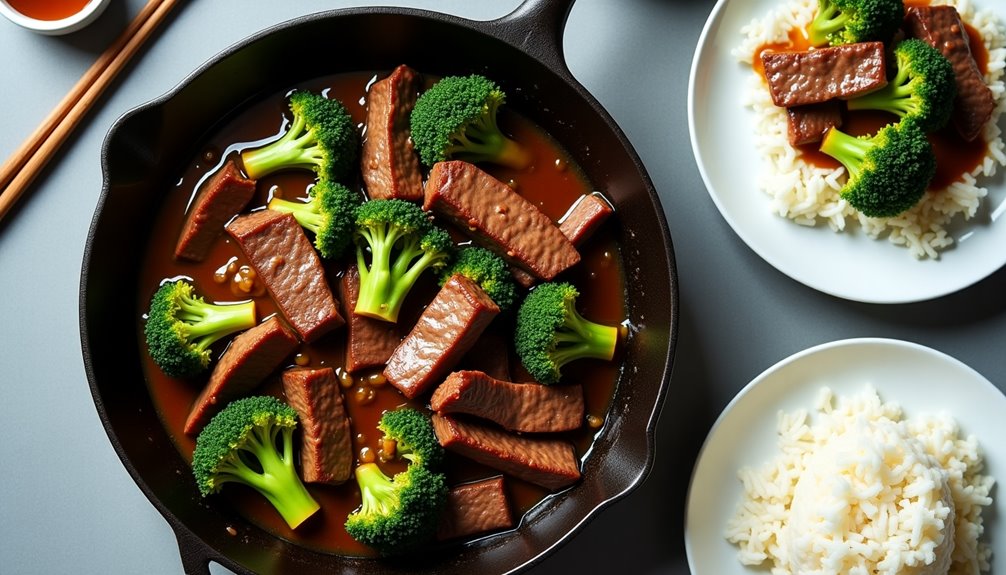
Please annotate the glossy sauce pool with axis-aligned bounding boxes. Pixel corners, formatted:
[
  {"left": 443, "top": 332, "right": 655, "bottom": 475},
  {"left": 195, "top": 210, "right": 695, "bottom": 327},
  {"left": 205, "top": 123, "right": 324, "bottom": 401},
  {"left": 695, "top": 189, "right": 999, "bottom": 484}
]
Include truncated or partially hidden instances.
[
  {"left": 137, "top": 71, "right": 626, "bottom": 556},
  {"left": 6, "top": 0, "right": 91, "bottom": 20}
]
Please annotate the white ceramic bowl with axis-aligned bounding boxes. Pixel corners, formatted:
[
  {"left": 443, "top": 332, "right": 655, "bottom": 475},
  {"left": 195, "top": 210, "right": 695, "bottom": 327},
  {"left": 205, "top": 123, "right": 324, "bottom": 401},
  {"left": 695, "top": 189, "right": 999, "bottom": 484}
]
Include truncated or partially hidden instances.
[{"left": 0, "top": 0, "right": 110, "bottom": 35}]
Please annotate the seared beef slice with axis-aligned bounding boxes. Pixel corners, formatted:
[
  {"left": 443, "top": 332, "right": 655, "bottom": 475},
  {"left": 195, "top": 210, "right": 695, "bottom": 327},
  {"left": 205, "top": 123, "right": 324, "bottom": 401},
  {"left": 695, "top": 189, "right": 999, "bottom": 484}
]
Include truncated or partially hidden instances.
[
  {"left": 558, "top": 192, "right": 614, "bottom": 246},
  {"left": 432, "top": 414, "right": 581, "bottom": 490},
  {"left": 437, "top": 476, "right": 513, "bottom": 541},
  {"left": 424, "top": 160, "right": 580, "bottom": 280},
  {"left": 174, "top": 159, "right": 256, "bottom": 262},
  {"left": 787, "top": 101, "right": 843, "bottom": 146},
  {"left": 384, "top": 274, "right": 500, "bottom": 399},
  {"left": 184, "top": 316, "right": 299, "bottom": 435},
  {"left": 227, "top": 209, "right": 343, "bottom": 343},
  {"left": 431, "top": 370, "right": 584, "bottom": 433},
  {"left": 761, "top": 41, "right": 887, "bottom": 107},
  {"left": 281, "top": 367, "right": 353, "bottom": 485},
  {"left": 905, "top": 5, "right": 995, "bottom": 141},
  {"left": 361, "top": 64, "right": 424, "bottom": 201},
  {"left": 338, "top": 263, "right": 403, "bottom": 373}
]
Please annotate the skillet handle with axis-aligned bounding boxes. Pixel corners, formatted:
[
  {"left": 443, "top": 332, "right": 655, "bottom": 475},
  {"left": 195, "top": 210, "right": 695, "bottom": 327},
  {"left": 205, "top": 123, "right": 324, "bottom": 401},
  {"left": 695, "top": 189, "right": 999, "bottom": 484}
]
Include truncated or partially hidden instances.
[
  {"left": 488, "top": 0, "right": 577, "bottom": 80},
  {"left": 172, "top": 526, "right": 213, "bottom": 575}
]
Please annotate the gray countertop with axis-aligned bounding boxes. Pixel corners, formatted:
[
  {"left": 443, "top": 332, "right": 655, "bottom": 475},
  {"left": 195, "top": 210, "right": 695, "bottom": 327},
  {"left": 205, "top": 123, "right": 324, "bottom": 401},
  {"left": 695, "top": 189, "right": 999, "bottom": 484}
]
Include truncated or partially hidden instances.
[{"left": 1, "top": 1, "right": 1003, "bottom": 574}]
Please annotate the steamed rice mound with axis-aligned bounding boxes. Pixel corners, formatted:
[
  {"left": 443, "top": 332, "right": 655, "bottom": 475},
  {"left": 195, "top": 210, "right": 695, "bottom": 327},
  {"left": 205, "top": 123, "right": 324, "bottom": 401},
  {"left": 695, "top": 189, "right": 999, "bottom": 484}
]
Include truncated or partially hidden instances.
[
  {"left": 725, "top": 387, "right": 994, "bottom": 575},
  {"left": 733, "top": 0, "right": 1006, "bottom": 259}
]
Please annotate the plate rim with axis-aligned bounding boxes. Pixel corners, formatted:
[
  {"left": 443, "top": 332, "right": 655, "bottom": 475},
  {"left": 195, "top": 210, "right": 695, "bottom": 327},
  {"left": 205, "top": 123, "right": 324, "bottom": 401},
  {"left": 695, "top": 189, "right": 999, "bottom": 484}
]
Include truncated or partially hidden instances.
[
  {"left": 687, "top": 0, "right": 1006, "bottom": 304},
  {"left": 682, "top": 336, "right": 1006, "bottom": 574}
]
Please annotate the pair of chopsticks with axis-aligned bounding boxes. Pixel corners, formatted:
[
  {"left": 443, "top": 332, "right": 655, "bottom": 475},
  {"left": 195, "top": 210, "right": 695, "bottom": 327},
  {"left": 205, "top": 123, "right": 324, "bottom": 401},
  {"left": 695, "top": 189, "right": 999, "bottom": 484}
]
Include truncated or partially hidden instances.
[{"left": 0, "top": 0, "right": 181, "bottom": 222}]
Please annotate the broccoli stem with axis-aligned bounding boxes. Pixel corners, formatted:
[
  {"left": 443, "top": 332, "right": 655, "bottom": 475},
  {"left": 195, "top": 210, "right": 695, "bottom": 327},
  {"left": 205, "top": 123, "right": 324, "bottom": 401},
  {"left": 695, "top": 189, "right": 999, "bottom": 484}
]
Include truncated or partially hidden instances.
[
  {"left": 451, "top": 110, "right": 530, "bottom": 170},
  {"left": 241, "top": 114, "right": 316, "bottom": 180},
  {"left": 819, "top": 128, "right": 872, "bottom": 180},
  {"left": 846, "top": 64, "right": 914, "bottom": 116},
  {"left": 808, "top": 2, "right": 850, "bottom": 46},
  {"left": 355, "top": 224, "right": 408, "bottom": 322},
  {"left": 551, "top": 305, "right": 621, "bottom": 370},
  {"left": 268, "top": 196, "right": 323, "bottom": 235},
  {"left": 216, "top": 424, "right": 320, "bottom": 529},
  {"left": 175, "top": 298, "right": 256, "bottom": 354},
  {"left": 355, "top": 463, "right": 400, "bottom": 516}
]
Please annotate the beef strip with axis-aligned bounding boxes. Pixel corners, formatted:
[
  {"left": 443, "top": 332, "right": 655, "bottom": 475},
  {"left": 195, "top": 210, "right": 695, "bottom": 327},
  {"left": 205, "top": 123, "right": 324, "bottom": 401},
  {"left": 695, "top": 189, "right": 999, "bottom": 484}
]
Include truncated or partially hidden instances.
[
  {"left": 904, "top": 5, "right": 995, "bottom": 141},
  {"left": 436, "top": 476, "right": 514, "bottom": 542},
  {"left": 508, "top": 191, "right": 613, "bottom": 288},
  {"left": 432, "top": 414, "right": 581, "bottom": 491},
  {"left": 557, "top": 192, "right": 614, "bottom": 246},
  {"left": 787, "top": 101, "right": 844, "bottom": 146},
  {"left": 509, "top": 266, "right": 538, "bottom": 289},
  {"left": 431, "top": 370, "right": 584, "bottom": 433},
  {"left": 281, "top": 367, "right": 353, "bottom": 485},
  {"left": 383, "top": 274, "right": 499, "bottom": 399},
  {"left": 361, "top": 64, "right": 424, "bottom": 201},
  {"left": 226, "top": 209, "right": 343, "bottom": 343},
  {"left": 183, "top": 315, "right": 299, "bottom": 435},
  {"left": 337, "top": 263, "right": 403, "bottom": 373},
  {"left": 761, "top": 42, "right": 888, "bottom": 107},
  {"left": 174, "top": 159, "right": 256, "bottom": 262},
  {"left": 424, "top": 160, "right": 580, "bottom": 281}
]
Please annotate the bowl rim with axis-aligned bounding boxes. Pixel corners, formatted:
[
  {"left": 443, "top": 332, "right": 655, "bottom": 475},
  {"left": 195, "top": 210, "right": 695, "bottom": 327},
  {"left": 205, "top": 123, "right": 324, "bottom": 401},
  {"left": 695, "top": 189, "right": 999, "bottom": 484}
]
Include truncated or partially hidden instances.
[{"left": 0, "top": 0, "right": 109, "bottom": 35}]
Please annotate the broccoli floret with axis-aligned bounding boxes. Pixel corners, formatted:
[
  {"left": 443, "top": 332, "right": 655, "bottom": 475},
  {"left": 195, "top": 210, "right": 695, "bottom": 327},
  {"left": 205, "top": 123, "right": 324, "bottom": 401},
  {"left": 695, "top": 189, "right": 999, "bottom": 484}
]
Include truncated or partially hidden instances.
[
  {"left": 410, "top": 74, "right": 530, "bottom": 169},
  {"left": 376, "top": 407, "right": 445, "bottom": 469},
  {"left": 353, "top": 199, "right": 454, "bottom": 323},
  {"left": 846, "top": 39, "right": 957, "bottom": 133},
  {"left": 144, "top": 280, "right": 257, "bottom": 378},
  {"left": 344, "top": 462, "right": 448, "bottom": 556},
  {"left": 819, "top": 119, "right": 936, "bottom": 218},
  {"left": 267, "top": 179, "right": 361, "bottom": 259},
  {"left": 439, "top": 245, "right": 517, "bottom": 312},
  {"left": 807, "top": 0, "right": 903, "bottom": 47},
  {"left": 514, "top": 282, "right": 623, "bottom": 385},
  {"left": 192, "top": 396, "right": 320, "bottom": 529},
  {"left": 240, "top": 90, "right": 358, "bottom": 182}
]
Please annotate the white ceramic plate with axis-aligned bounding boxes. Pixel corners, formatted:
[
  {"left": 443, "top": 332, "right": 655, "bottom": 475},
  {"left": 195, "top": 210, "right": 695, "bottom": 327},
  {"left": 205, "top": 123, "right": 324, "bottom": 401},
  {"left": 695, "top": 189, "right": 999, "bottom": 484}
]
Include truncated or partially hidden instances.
[
  {"left": 684, "top": 337, "right": 1006, "bottom": 574},
  {"left": 687, "top": 0, "right": 1006, "bottom": 304}
]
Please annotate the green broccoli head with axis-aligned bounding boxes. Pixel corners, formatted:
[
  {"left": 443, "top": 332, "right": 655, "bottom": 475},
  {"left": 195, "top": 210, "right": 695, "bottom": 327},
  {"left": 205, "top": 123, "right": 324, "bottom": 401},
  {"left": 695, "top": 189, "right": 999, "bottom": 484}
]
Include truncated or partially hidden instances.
[
  {"left": 819, "top": 119, "right": 936, "bottom": 218},
  {"left": 410, "top": 74, "right": 530, "bottom": 169},
  {"left": 240, "top": 90, "right": 359, "bottom": 182},
  {"left": 377, "top": 407, "right": 445, "bottom": 469},
  {"left": 267, "top": 179, "right": 362, "bottom": 259},
  {"left": 807, "top": 0, "right": 904, "bottom": 47},
  {"left": 144, "top": 279, "right": 257, "bottom": 378},
  {"left": 344, "top": 462, "right": 448, "bottom": 556},
  {"left": 353, "top": 199, "right": 454, "bottom": 323},
  {"left": 847, "top": 38, "right": 958, "bottom": 133},
  {"left": 192, "top": 396, "right": 320, "bottom": 529},
  {"left": 439, "top": 245, "right": 517, "bottom": 312},
  {"left": 514, "top": 282, "right": 623, "bottom": 385}
]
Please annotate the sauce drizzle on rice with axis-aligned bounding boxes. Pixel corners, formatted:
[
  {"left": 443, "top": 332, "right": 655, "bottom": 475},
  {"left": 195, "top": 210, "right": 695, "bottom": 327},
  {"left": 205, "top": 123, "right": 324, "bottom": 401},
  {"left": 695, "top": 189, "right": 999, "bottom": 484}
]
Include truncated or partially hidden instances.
[
  {"left": 725, "top": 386, "right": 995, "bottom": 575},
  {"left": 734, "top": 0, "right": 1006, "bottom": 259}
]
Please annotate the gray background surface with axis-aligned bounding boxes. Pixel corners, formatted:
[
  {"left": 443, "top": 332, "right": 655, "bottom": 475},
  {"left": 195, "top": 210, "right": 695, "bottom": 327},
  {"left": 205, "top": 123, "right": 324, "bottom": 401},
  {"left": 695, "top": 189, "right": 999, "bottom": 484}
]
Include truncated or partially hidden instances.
[{"left": 0, "top": 0, "right": 1003, "bottom": 574}]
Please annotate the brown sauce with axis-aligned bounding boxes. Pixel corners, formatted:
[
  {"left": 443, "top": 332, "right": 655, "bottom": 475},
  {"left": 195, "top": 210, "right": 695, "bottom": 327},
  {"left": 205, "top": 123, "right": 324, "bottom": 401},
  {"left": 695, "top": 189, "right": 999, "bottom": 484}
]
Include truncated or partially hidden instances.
[
  {"left": 754, "top": 8, "right": 990, "bottom": 193},
  {"left": 7, "top": 0, "right": 91, "bottom": 20},
  {"left": 136, "top": 71, "right": 626, "bottom": 556}
]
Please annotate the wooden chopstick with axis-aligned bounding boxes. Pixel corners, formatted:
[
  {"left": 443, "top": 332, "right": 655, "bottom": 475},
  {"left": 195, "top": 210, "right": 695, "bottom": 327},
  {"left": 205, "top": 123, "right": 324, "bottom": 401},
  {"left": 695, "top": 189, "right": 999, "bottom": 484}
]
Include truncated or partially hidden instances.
[{"left": 0, "top": 0, "right": 182, "bottom": 222}]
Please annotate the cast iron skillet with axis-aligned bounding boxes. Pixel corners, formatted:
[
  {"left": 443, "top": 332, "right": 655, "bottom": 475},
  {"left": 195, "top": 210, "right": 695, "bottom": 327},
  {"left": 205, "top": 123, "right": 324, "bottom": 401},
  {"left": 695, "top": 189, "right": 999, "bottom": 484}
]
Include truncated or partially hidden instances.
[{"left": 80, "top": 0, "right": 678, "bottom": 573}]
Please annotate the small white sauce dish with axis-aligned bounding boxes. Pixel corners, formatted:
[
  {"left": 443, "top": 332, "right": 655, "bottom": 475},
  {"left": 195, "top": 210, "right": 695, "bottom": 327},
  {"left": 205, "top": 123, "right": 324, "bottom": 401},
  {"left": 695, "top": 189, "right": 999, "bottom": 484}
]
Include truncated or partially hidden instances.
[{"left": 0, "top": 0, "right": 110, "bottom": 36}]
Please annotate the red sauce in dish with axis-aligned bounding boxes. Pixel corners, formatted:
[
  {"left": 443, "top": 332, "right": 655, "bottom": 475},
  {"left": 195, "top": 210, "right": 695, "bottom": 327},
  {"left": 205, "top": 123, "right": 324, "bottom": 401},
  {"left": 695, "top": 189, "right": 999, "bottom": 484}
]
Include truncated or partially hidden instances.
[
  {"left": 137, "top": 71, "right": 626, "bottom": 556},
  {"left": 754, "top": 9, "right": 991, "bottom": 192},
  {"left": 7, "top": 0, "right": 91, "bottom": 21}
]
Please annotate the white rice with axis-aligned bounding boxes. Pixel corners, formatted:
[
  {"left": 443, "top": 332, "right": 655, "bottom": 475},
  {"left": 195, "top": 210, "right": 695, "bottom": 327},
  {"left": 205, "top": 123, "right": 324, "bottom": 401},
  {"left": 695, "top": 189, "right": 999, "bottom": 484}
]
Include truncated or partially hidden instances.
[
  {"left": 724, "top": 386, "right": 995, "bottom": 575},
  {"left": 733, "top": 0, "right": 1006, "bottom": 259}
]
